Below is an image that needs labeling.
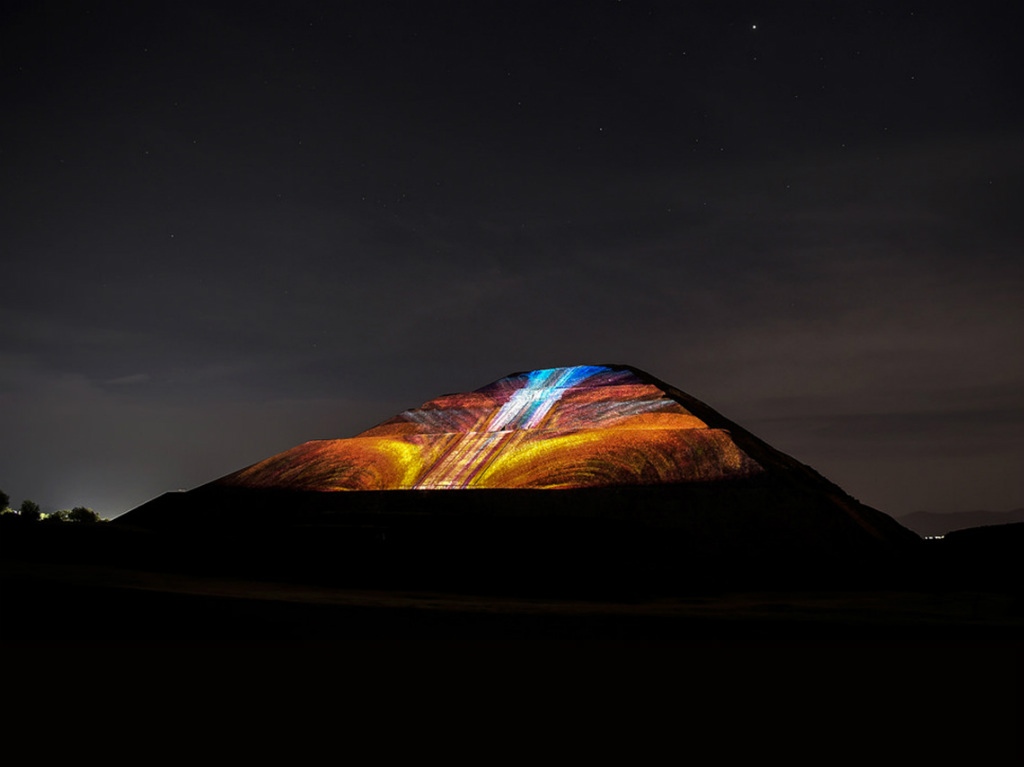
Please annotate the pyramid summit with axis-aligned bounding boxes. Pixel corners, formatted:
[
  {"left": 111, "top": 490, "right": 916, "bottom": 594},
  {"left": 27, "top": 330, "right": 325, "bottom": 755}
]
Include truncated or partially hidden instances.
[{"left": 218, "top": 364, "right": 763, "bottom": 492}]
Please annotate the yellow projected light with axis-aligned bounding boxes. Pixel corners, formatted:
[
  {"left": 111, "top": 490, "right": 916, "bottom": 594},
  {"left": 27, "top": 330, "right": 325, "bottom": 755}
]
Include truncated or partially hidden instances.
[{"left": 220, "top": 365, "right": 763, "bottom": 491}]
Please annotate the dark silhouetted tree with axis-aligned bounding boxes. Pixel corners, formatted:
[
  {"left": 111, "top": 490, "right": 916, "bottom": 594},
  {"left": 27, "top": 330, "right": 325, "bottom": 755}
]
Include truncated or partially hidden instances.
[
  {"left": 0, "top": 489, "right": 9, "bottom": 510},
  {"left": 44, "top": 507, "right": 103, "bottom": 524},
  {"left": 19, "top": 500, "right": 41, "bottom": 521},
  {"left": 68, "top": 506, "right": 101, "bottom": 524}
]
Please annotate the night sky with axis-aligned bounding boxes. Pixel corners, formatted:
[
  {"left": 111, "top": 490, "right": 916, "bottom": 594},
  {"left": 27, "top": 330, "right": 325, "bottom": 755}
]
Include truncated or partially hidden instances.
[{"left": 3, "top": 1, "right": 1021, "bottom": 518}]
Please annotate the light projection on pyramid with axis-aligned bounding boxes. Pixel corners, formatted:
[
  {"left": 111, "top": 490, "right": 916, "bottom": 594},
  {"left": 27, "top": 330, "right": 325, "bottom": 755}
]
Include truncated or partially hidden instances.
[{"left": 219, "top": 365, "right": 764, "bottom": 491}]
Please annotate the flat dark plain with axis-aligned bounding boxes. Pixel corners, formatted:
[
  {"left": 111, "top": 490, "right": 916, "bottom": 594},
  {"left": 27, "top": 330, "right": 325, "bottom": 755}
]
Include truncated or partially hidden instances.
[{"left": 2, "top": 518, "right": 1021, "bottom": 766}]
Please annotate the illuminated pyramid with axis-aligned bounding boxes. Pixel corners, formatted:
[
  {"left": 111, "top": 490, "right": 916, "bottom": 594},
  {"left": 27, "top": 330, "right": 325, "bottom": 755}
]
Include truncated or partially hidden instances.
[
  {"left": 120, "top": 363, "right": 919, "bottom": 583},
  {"left": 217, "top": 365, "right": 765, "bottom": 492}
]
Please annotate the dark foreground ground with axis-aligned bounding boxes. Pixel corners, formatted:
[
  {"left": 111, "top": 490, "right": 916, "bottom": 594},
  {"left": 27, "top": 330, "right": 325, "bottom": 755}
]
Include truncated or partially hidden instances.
[{"left": 2, "top": 519, "right": 1022, "bottom": 765}]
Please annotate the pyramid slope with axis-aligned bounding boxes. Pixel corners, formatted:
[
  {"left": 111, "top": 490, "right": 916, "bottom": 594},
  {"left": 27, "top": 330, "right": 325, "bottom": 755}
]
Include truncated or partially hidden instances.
[{"left": 217, "top": 365, "right": 764, "bottom": 492}]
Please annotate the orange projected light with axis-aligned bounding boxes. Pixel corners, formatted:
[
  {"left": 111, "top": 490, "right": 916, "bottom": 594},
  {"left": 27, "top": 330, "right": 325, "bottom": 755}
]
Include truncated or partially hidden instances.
[{"left": 220, "top": 365, "right": 763, "bottom": 491}]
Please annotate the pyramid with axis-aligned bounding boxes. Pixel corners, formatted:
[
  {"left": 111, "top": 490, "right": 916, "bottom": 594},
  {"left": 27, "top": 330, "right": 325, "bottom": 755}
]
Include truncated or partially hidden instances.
[
  {"left": 119, "top": 364, "right": 919, "bottom": 586},
  {"left": 217, "top": 364, "right": 764, "bottom": 492}
]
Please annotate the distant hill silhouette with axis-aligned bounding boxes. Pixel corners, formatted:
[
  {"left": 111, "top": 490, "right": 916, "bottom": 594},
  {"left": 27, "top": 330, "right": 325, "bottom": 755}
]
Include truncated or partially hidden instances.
[
  {"left": 118, "top": 364, "right": 920, "bottom": 589},
  {"left": 898, "top": 508, "right": 1024, "bottom": 537}
]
